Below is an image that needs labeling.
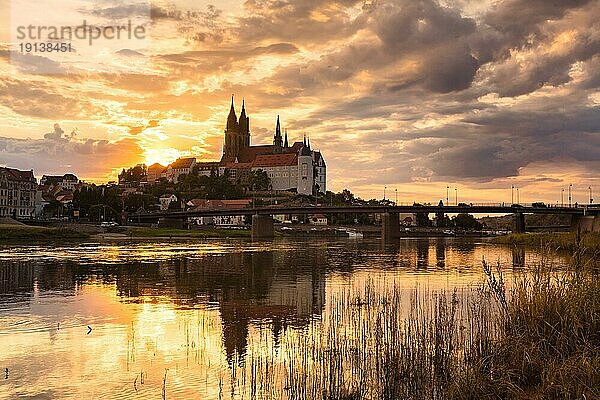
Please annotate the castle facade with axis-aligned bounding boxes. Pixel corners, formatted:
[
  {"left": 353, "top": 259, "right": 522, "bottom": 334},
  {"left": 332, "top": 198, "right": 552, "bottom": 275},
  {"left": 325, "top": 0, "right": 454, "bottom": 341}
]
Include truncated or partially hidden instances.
[{"left": 219, "top": 98, "right": 326, "bottom": 195}]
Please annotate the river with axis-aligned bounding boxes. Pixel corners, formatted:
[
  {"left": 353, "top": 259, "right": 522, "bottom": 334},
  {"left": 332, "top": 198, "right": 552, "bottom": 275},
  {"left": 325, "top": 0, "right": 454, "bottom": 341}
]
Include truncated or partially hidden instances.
[{"left": 0, "top": 237, "right": 565, "bottom": 399}]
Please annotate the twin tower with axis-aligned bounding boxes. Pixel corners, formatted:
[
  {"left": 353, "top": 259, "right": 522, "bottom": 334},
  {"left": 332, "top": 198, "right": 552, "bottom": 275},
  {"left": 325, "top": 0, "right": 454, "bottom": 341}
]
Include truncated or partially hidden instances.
[{"left": 223, "top": 97, "right": 289, "bottom": 159}]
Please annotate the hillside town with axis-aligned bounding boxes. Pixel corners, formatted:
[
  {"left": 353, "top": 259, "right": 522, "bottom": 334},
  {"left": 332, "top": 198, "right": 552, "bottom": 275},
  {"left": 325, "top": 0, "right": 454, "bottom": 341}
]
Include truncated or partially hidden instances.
[
  {"left": 0, "top": 100, "right": 336, "bottom": 226},
  {"left": 1, "top": 99, "right": 496, "bottom": 231}
]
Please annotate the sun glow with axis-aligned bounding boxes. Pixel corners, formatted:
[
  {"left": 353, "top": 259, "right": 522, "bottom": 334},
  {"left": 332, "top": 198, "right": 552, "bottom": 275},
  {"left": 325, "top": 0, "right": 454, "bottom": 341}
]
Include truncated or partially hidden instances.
[{"left": 143, "top": 148, "right": 183, "bottom": 167}]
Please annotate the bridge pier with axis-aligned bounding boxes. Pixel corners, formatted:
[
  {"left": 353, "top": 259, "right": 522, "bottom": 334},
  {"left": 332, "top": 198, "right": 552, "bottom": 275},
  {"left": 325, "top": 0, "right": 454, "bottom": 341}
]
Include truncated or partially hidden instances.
[
  {"left": 513, "top": 213, "right": 526, "bottom": 234},
  {"left": 570, "top": 215, "right": 597, "bottom": 233},
  {"left": 252, "top": 215, "right": 274, "bottom": 240},
  {"left": 382, "top": 212, "right": 401, "bottom": 241}
]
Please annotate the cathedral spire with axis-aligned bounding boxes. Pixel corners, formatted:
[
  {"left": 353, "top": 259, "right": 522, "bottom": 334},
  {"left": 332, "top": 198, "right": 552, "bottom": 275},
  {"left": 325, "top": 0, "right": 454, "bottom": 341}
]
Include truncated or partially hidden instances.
[
  {"left": 227, "top": 95, "right": 237, "bottom": 127},
  {"left": 273, "top": 115, "right": 283, "bottom": 149},
  {"left": 284, "top": 129, "right": 288, "bottom": 148}
]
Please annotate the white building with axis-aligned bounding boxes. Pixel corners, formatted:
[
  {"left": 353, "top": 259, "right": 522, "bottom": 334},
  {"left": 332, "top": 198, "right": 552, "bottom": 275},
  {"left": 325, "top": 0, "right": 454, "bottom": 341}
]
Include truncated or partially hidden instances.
[
  {"left": 166, "top": 158, "right": 197, "bottom": 183},
  {"left": 40, "top": 174, "right": 79, "bottom": 191},
  {"left": 159, "top": 194, "right": 177, "bottom": 211}
]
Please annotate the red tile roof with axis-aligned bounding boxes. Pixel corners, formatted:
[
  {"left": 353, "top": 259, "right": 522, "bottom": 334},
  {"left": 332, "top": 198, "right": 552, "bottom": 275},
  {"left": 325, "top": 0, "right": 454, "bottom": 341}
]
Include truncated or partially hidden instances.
[
  {"left": 170, "top": 158, "right": 196, "bottom": 169},
  {"left": 252, "top": 153, "right": 298, "bottom": 167},
  {"left": 0, "top": 167, "right": 35, "bottom": 182},
  {"left": 236, "top": 145, "right": 276, "bottom": 163},
  {"left": 148, "top": 163, "right": 166, "bottom": 171}
]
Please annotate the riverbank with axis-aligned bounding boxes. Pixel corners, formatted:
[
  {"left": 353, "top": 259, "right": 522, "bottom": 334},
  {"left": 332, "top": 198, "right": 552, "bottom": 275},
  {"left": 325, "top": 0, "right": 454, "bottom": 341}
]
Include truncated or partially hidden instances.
[
  {"left": 492, "top": 232, "right": 600, "bottom": 250},
  {"left": 0, "top": 225, "right": 89, "bottom": 242},
  {"left": 127, "top": 227, "right": 252, "bottom": 239}
]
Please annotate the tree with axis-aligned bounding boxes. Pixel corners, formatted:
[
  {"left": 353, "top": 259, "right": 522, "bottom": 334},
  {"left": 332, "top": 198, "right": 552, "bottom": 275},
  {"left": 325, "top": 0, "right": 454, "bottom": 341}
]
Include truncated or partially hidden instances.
[
  {"left": 118, "top": 164, "right": 147, "bottom": 185},
  {"left": 452, "top": 213, "right": 483, "bottom": 230},
  {"left": 251, "top": 169, "right": 270, "bottom": 191}
]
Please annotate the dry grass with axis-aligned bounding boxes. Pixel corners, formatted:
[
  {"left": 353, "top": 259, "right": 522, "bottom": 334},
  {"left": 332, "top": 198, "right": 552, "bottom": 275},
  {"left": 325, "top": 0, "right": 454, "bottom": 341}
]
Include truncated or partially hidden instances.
[{"left": 227, "top": 242, "right": 600, "bottom": 399}]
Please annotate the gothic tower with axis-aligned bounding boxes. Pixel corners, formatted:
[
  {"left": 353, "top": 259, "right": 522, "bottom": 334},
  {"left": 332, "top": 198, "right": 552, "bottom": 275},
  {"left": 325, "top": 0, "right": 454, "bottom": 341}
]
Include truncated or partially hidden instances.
[
  {"left": 239, "top": 99, "right": 250, "bottom": 148},
  {"left": 223, "top": 96, "right": 250, "bottom": 159},
  {"left": 273, "top": 115, "right": 283, "bottom": 153}
]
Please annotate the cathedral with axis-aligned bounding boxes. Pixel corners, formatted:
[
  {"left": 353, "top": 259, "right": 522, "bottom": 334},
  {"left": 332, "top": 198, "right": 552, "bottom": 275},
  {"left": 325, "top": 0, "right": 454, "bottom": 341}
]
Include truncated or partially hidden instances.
[{"left": 219, "top": 97, "right": 326, "bottom": 195}]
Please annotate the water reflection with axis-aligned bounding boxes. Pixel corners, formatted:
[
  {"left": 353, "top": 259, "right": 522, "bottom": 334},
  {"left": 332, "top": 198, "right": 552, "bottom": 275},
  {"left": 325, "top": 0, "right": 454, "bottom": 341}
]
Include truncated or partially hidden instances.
[
  {"left": 512, "top": 246, "right": 526, "bottom": 267},
  {"left": 436, "top": 238, "right": 446, "bottom": 267},
  {"left": 0, "top": 238, "right": 563, "bottom": 399}
]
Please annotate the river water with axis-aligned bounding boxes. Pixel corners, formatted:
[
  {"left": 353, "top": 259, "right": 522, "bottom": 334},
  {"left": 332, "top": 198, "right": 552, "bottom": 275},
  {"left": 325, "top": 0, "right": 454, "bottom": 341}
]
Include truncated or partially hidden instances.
[{"left": 0, "top": 238, "right": 564, "bottom": 399}]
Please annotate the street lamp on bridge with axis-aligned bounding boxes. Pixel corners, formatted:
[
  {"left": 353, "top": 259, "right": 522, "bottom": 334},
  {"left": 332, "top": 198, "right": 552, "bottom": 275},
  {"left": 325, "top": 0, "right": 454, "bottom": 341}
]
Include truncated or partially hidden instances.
[
  {"left": 446, "top": 186, "right": 449, "bottom": 205},
  {"left": 589, "top": 186, "right": 593, "bottom": 204},
  {"left": 383, "top": 186, "right": 387, "bottom": 201},
  {"left": 569, "top": 184, "right": 572, "bottom": 207},
  {"left": 395, "top": 188, "right": 398, "bottom": 205},
  {"left": 511, "top": 185, "right": 514, "bottom": 204},
  {"left": 454, "top": 188, "right": 458, "bottom": 205},
  {"left": 561, "top": 188, "right": 564, "bottom": 206}
]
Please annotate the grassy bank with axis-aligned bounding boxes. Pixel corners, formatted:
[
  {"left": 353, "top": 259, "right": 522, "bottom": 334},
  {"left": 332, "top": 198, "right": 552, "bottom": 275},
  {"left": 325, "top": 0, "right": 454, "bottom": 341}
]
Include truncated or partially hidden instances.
[
  {"left": 492, "top": 231, "right": 600, "bottom": 251},
  {"left": 128, "top": 227, "right": 251, "bottom": 239},
  {"left": 233, "top": 246, "right": 600, "bottom": 399},
  {"left": 0, "top": 225, "right": 89, "bottom": 242}
]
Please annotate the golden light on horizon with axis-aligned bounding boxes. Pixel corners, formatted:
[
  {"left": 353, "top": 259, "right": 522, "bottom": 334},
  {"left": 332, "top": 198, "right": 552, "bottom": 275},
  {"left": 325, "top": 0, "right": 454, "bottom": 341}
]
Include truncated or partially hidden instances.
[{"left": 143, "top": 147, "right": 184, "bottom": 167}]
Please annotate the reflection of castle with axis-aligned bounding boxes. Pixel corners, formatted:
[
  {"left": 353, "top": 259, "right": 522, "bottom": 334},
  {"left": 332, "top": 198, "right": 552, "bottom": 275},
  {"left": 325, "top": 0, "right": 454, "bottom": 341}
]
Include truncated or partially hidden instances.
[
  {"left": 220, "top": 98, "right": 327, "bottom": 195},
  {"left": 111, "top": 250, "right": 326, "bottom": 364}
]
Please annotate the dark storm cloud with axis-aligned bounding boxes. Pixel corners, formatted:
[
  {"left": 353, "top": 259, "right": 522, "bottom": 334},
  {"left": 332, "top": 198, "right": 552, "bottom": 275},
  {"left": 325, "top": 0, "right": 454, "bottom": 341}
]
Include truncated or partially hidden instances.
[
  {"left": 486, "top": 5, "right": 600, "bottom": 97},
  {"left": 580, "top": 55, "right": 600, "bottom": 89},
  {"left": 265, "top": 0, "right": 484, "bottom": 95},
  {"left": 484, "top": 0, "right": 592, "bottom": 42}
]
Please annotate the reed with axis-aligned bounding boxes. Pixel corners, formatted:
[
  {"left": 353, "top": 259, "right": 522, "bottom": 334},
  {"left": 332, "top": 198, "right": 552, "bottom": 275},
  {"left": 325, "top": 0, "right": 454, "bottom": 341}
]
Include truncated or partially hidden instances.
[{"left": 229, "top": 244, "right": 600, "bottom": 399}]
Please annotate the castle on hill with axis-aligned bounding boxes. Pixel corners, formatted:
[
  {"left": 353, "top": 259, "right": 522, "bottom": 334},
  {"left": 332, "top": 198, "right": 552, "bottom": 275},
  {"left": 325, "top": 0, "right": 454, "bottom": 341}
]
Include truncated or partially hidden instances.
[
  {"left": 146, "top": 98, "right": 327, "bottom": 195},
  {"left": 219, "top": 97, "right": 326, "bottom": 195}
]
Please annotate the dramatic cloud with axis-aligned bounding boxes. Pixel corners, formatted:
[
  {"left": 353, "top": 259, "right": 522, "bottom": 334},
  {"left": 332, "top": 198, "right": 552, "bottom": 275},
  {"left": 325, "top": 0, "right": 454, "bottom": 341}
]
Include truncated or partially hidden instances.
[
  {"left": 0, "top": 125, "right": 144, "bottom": 179},
  {"left": 0, "top": 0, "right": 598, "bottom": 200}
]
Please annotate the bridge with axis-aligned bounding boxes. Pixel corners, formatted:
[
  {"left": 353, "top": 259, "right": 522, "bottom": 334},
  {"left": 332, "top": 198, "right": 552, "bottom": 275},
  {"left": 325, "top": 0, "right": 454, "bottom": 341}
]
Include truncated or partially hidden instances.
[{"left": 129, "top": 204, "right": 600, "bottom": 240}]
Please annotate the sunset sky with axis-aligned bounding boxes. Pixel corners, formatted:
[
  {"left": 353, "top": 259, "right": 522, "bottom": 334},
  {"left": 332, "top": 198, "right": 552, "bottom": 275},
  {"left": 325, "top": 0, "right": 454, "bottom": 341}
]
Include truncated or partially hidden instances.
[{"left": 0, "top": 0, "right": 598, "bottom": 204}]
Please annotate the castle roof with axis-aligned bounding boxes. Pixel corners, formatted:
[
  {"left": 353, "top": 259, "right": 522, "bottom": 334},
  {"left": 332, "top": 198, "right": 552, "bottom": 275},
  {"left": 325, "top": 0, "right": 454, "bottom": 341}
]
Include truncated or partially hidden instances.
[
  {"left": 253, "top": 153, "right": 298, "bottom": 167},
  {"left": 235, "top": 145, "right": 276, "bottom": 163}
]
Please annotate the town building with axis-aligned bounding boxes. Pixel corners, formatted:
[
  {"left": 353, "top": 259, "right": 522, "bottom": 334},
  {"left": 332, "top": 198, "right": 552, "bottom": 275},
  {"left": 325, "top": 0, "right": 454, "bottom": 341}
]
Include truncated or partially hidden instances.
[
  {"left": 159, "top": 194, "right": 178, "bottom": 211},
  {"left": 0, "top": 167, "right": 37, "bottom": 218},
  {"left": 147, "top": 163, "right": 167, "bottom": 184},
  {"left": 166, "top": 157, "right": 196, "bottom": 184},
  {"left": 40, "top": 174, "right": 79, "bottom": 191},
  {"left": 187, "top": 199, "right": 252, "bottom": 226},
  {"left": 309, "top": 214, "right": 328, "bottom": 225}
]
